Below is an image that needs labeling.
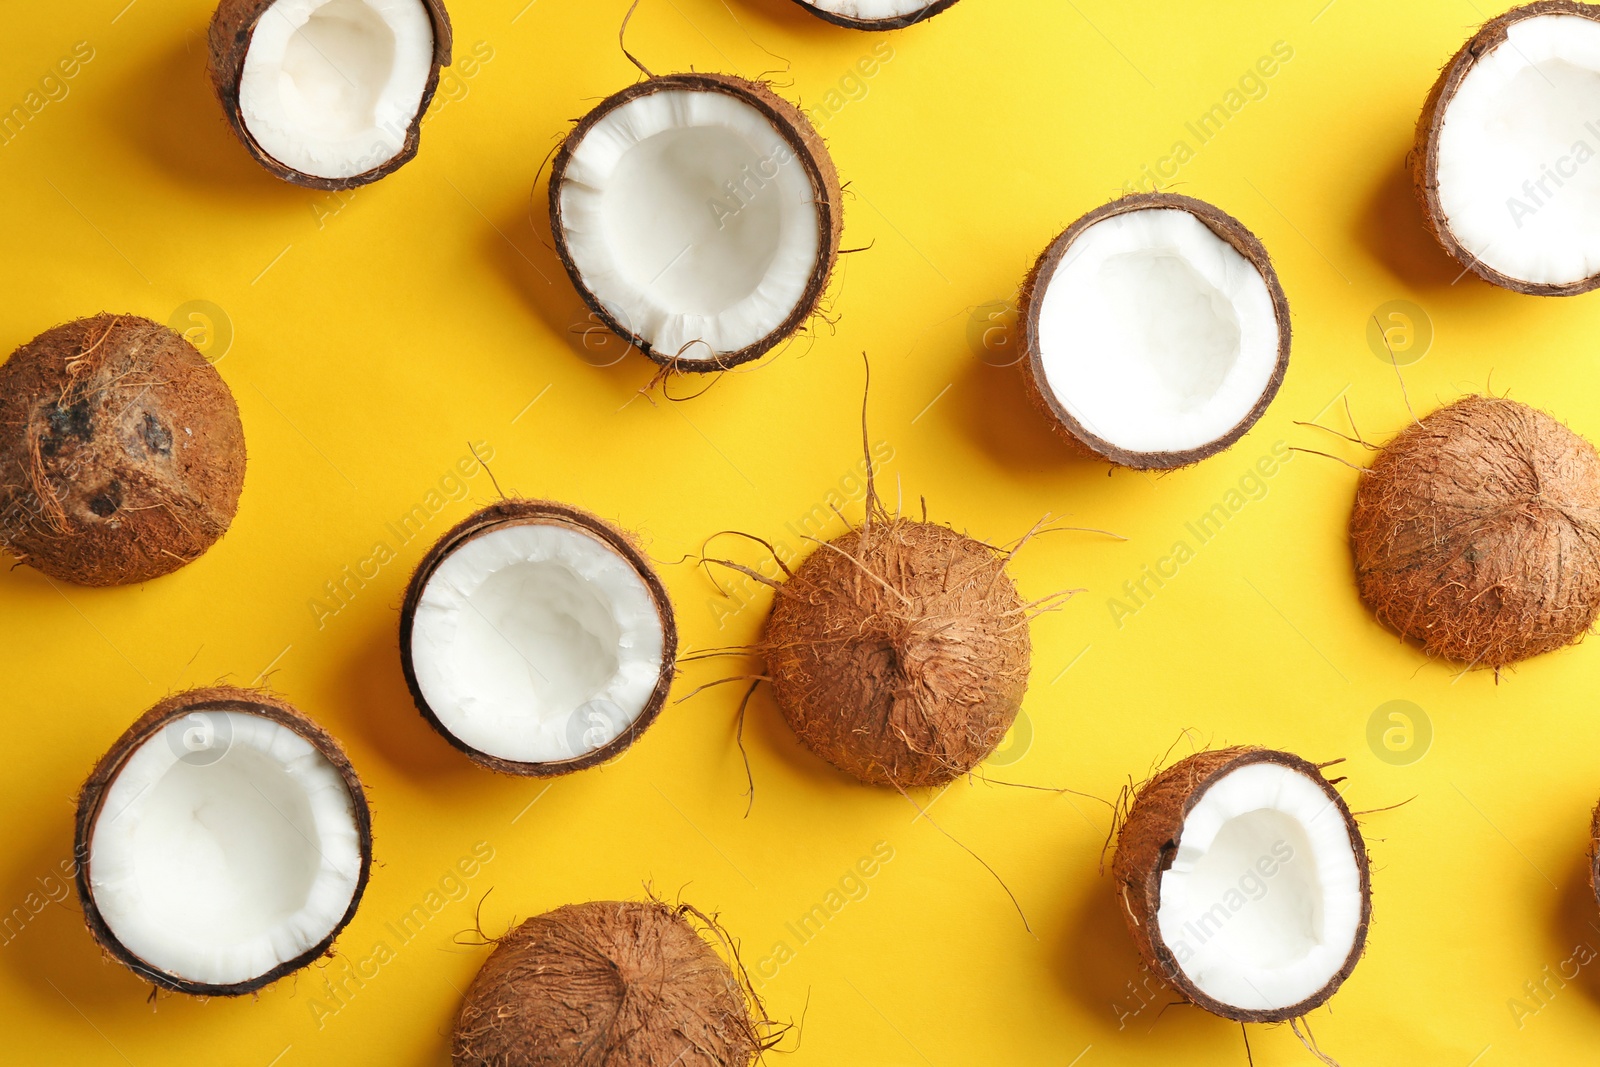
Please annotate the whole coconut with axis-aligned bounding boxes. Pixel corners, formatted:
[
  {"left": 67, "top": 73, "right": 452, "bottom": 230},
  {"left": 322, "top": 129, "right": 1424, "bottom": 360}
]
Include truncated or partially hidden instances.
[
  {"left": 452, "top": 900, "right": 765, "bottom": 1067},
  {"left": 1351, "top": 395, "right": 1600, "bottom": 667},
  {"left": 763, "top": 515, "right": 1032, "bottom": 788},
  {"left": 0, "top": 314, "right": 246, "bottom": 585}
]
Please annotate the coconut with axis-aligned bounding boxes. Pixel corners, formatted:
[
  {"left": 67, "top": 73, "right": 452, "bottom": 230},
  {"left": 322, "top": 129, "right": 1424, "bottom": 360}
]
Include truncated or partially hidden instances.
[
  {"left": 452, "top": 900, "right": 766, "bottom": 1067},
  {"left": 74, "top": 686, "right": 372, "bottom": 996},
  {"left": 1413, "top": 2, "right": 1600, "bottom": 294},
  {"left": 549, "top": 72, "right": 842, "bottom": 372},
  {"left": 1112, "top": 747, "right": 1371, "bottom": 1023},
  {"left": 790, "top": 0, "right": 960, "bottom": 30},
  {"left": 1350, "top": 395, "right": 1600, "bottom": 667},
  {"left": 209, "top": 0, "right": 453, "bottom": 188},
  {"left": 1019, "top": 193, "right": 1291, "bottom": 469},
  {"left": 762, "top": 513, "right": 1032, "bottom": 789},
  {"left": 0, "top": 314, "right": 246, "bottom": 586},
  {"left": 401, "top": 500, "right": 678, "bottom": 776}
]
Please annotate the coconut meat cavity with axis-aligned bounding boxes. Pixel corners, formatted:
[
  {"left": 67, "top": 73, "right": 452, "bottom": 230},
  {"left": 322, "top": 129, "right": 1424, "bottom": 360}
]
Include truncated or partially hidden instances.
[
  {"left": 238, "top": 0, "right": 435, "bottom": 179},
  {"left": 87, "top": 711, "right": 364, "bottom": 987},
  {"left": 1033, "top": 208, "right": 1280, "bottom": 456},
  {"left": 1435, "top": 14, "right": 1600, "bottom": 287},
  {"left": 801, "top": 0, "right": 936, "bottom": 18},
  {"left": 557, "top": 88, "right": 822, "bottom": 362},
  {"left": 1154, "top": 761, "right": 1364, "bottom": 1013},
  {"left": 408, "top": 522, "right": 667, "bottom": 763}
]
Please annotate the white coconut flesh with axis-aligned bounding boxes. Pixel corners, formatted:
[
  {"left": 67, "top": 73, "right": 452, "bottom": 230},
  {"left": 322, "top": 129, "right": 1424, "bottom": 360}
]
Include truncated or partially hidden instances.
[
  {"left": 559, "top": 89, "right": 822, "bottom": 363},
  {"left": 1034, "top": 209, "right": 1280, "bottom": 456},
  {"left": 239, "top": 0, "right": 434, "bottom": 179},
  {"left": 801, "top": 0, "right": 936, "bottom": 18},
  {"left": 88, "top": 711, "right": 363, "bottom": 987},
  {"left": 1435, "top": 15, "right": 1600, "bottom": 286},
  {"left": 409, "top": 522, "right": 667, "bottom": 763},
  {"left": 1154, "top": 762, "right": 1363, "bottom": 1013}
]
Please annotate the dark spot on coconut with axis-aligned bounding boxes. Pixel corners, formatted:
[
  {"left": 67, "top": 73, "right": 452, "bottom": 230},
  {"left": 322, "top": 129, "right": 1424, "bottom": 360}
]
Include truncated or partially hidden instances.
[
  {"left": 89, "top": 481, "right": 123, "bottom": 518},
  {"left": 41, "top": 399, "right": 93, "bottom": 457},
  {"left": 140, "top": 413, "right": 173, "bottom": 456}
]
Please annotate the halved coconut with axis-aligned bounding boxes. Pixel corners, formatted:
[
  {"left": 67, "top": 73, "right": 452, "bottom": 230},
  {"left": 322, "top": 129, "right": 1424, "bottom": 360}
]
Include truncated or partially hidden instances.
[
  {"left": 75, "top": 687, "right": 372, "bottom": 996},
  {"left": 209, "top": 0, "right": 453, "bottom": 188},
  {"left": 400, "top": 500, "right": 678, "bottom": 776},
  {"left": 1113, "top": 747, "right": 1370, "bottom": 1023},
  {"left": 1020, "top": 193, "right": 1291, "bottom": 469},
  {"left": 0, "top": 314, "right": 247, "bottom": 587},
  {"left": 791, "top": 0, "right": 960, "bottom": 30},
  {"left": 549, "top": 73, "right": 842, "bottom": 372},
  {"left": 1414, "top": 2, "right": 1600, "bottom": 294}
]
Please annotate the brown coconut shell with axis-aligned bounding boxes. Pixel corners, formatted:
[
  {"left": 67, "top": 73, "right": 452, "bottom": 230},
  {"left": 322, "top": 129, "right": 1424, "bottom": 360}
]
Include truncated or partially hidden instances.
[
  {"left": 208, "top": 0, "right": 454, "bottom": 189},
  {"left": 74, "top": 686, "right": 373, "bottom": 997},
  {"left": 0, "top": 314, "right": 246, "bottom": 586},
  {"left": 452, "top": 900, "right": 764, "bottom": 1067},
  {"left": 1111, "top": 747, "right": 1371, "bottom": 1024},
  {"left": 1591, "top": 797, "right": 1600, "bottom": 910},
  {"left": 1350, "top": 395, "right": 1600, "bottom": 668},
  {"left": 1019, "top": 193, "right": 1292, "bottom": 470},
  {"left": 790, "top": 0, "right": 962, "bottom": 30},
  {"left": 1411, "top": 1, "right": 1600, "bottom": 295},
  {"left": 399, "top": 499, "right": 679, "bottom": 777},
  {"left": 549, "top": 73, "right": 843, "bottom": 373},
  {"left": 763, "top": 516, "right": 1031, "bottom": 789}
]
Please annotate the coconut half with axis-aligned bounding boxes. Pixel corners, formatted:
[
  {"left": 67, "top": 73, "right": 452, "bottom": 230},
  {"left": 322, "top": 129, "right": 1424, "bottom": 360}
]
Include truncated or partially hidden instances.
[
  {"left": 452, "top": 900, "right": 765, "bottom": 1067},
  {"left": 209, "top": 0, "right": 453, "bottom": 188},
  {"left": 401, "top": 500, "right": 678, "bottom": 776},
  {"left": 790, "top": 0, "right": 960, "bottom": 30},
  {"left": 0, "top": 314, "right": 247, "bottom": 587},
  {"left": 74, "top": 687, "right": 371, "bottom": 996},
  {"left": 549, "top": 73, "right": 842, "bottom": 372},
  {"left": 1414, "top": 2, "right": 1600, "bottom": 294},
  {"left": 1113, "top": 747, "right": 1371, "bottom": 1023},
  {"left": 1020, "top": 193, "right": 1291, "bottom": 469},
  {"left": 1351, "top": 395, "right": 1600, "bottom": 667}
]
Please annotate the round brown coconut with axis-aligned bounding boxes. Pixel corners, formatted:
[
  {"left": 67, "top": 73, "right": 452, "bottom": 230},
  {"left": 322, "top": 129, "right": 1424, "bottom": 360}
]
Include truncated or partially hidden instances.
[
  {"left": 1411, "top": 1, "right": 1600, "bottom": 296},
  {"left": 0, "top": 314, "right": 246, "bottom": 586},
  {"left": 399, "top": 499, "right": 679, "bottom": 777},
  {"left": 548, "top": 72, "right": 842, "bottom": 373},
  {"left": 1350, "top": 395, "right": 1600, "bottom": 668},
  {"left": 790, "top": 0, "right": 961, "bottom": 30},
  {"left": 763, "top": 516, "right": 1031, "bottom": 789},
  {"left": 1018, "top": 192, "right": 1291, "bottom": 470},
  {"left": 208, "top": 0, "right": 454, "bottom": 189},
  {"left": 1111, "top": 746, "right": 1371, "bottom": 1024},
  {"left": 74, "top": 686, "right": 373, "bottom": 996},
  {"left": 452, "top": 900, "right": 766, "bottom": 1067}
]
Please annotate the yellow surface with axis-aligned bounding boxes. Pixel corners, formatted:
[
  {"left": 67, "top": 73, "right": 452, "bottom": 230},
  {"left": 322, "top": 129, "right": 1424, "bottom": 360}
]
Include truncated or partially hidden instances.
[{"left": 2, "top": 0, "right": 1597, "bottom": 1063}]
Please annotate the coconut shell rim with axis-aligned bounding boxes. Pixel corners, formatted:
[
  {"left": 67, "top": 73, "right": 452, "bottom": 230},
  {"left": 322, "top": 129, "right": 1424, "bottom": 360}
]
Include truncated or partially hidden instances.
[
  {"left": 207, "top": 0, "right": 455, "bottom": 191},
  {"left": 1411, "top": 0, "right": 1600, "bottom": 297},
  {"left": 398, "top": 499, "right": 680, "bottom": 778},
  {"left": 73, "top": 685, "right": 374, "bottom": 997},
  {"left": 1112, "top": 746, "right": 1372, "bottom": 1024},
  {"left": 547, "top": 72, "right": 843, "bottom": 373},
  {"left": 788, "top": 0, "right": 962, "bottom": 30},
  {"left": 1018, "top": 191, "right": 1293, "bottom": 470}
]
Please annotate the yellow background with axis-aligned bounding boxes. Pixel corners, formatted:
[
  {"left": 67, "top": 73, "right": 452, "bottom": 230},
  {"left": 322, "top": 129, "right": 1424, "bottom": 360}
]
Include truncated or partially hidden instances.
[{"left": 1, "top": 0, "right": 1595, "bottom": 1063}]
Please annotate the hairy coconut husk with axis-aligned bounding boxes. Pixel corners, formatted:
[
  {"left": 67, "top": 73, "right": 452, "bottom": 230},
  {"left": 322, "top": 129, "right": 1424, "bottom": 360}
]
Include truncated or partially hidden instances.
[
  {"left": 399, "top": 499, "right": 679, "bottom": 777},
  {"left": 452, "top": 900, "right": 768, "bottom": 1067},
  {"left": 1411, "top": 1, "right": 1600, "bottom": 295},
  {"left": 762, "top": 513, "right": 1032, "bottom": 789},
  {"left": 549, "top": 72, "right": 843, "bottom": 373},
  {"left": 1018, "top": 192, "right": 1291, "bottom": 469},
  {"left": 790, "top": 0, "right": 962, "bottom": 30},
  {"left": 1591, "top": 797, "right": 1600, "bottom": 911},
  {"left": 208, "top": 0, "right": 454, "bottom": 189},
  {"left": 74, "top": 686, "right": 373, "bottom": 997},
  {"left": 1350, "top": 395, "right": 1600, "bottom": 668},
  {"left": 1111, "top": 746, "right": 1371, "bottom": 1024},
  {"left": 0, "top": 314, "right": 246, "bottom": 586}
]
